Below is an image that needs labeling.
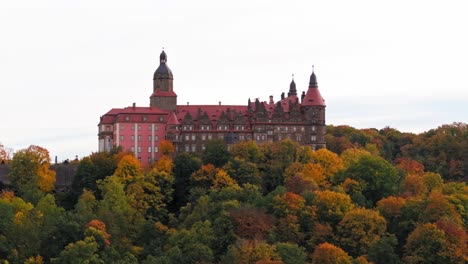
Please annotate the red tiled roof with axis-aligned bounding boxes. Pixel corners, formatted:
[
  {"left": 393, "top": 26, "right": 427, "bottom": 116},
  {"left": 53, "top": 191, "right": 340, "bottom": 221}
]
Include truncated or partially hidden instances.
[
  {"left": 150, "top": 90, "right": 177, "bottom": 97},
  {"left": 177, "top": 105, "right": 248, "bottom": 123},
  {"left": 302, "top": 87, "right": 326, "bottom": 106},
  {"left": 167, "top": 111, "right": 179, "bottom": 125}
]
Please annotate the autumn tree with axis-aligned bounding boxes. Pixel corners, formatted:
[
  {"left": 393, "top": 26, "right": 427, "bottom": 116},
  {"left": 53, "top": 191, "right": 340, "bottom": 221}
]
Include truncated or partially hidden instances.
[
  {"left": 311, "top": 242, "right": 352, "bottom": 264},
  {"left": 230, "top": 140, "right": 263, "bottom": 163},
  {"left": 336, "top": 208, "right": 387, "bottom": 257},
  {"left": 222, "top": 240, "right": 282, "bottom": 264},
  {"left": 403, "top": 223, "right": 457, "bottom": 263},
  {"left": 9, "top": 145, "right": 56, "bottom": 203},
  {"left": 311, "top": 148, "right": 344, "bottom": 179},
  {"left": 0, "top": 142, "right": 12, "bottom": 164},
  {"left": 313, "top": 190, "right": 353, "bottom": 225}
]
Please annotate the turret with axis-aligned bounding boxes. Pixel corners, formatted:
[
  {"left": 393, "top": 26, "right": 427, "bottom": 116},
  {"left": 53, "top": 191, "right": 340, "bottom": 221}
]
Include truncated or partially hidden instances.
[{"left": 150, "top": 49, "right": 177, "bottom": 111}]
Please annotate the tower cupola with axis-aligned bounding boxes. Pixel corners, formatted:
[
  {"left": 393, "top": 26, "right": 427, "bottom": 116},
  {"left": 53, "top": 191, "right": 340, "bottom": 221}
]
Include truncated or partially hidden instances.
[
  {"left": 289, "top": 74, "right": 297, "bottom": 96},
  {"left": 153, "top": 49, "right": 173, "bottom": 80}
]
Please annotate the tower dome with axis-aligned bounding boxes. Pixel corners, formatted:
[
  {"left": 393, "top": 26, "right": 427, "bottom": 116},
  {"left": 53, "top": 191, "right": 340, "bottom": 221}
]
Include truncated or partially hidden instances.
[{"left": 153, "top": 50, "right": 173, "bottom": 80}]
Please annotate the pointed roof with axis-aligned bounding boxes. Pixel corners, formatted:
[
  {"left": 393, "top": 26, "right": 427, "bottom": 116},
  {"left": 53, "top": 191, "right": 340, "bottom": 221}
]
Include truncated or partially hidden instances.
[
  {"left": 166, "top": 111, "right": 179, "bottom": 125},
  {"left": 289, "top": 74, "right": 297, "bottom": 96},
  {"left": 302, "top": 67, "right": 325, "bottom": 106}
]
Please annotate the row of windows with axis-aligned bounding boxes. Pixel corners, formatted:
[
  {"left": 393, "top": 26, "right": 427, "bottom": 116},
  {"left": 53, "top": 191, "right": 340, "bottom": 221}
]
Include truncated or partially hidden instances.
[
  {"left": 130, "top": 146, "right": 159, "bottom": 153},
  {"left": 119, "top": 125, "right": 160, "bottom": 131},
  {"left": 120, "top": 135, "right": 159, "bottom": 142},
  {"left": 181, "top": 125, "right": 246, "bottom": 131},
  {"left": 124, "top": 116, "right": 165, "bottom": 122}
]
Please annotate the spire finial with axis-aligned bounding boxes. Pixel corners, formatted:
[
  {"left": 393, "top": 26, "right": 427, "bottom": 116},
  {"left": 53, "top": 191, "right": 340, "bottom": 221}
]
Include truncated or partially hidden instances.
[
  {"left": 292, "top": 73, "right": 294, "bottom": 80},
  {"left": 312, "top": 65, "right": 315, "bottom": 72}
]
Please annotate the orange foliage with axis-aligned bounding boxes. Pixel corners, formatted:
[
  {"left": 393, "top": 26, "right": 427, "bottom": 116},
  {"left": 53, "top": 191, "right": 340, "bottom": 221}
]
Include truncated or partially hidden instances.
[
  {"left": 435, "top": 219, "right": 468, "bottom": 261},
  {"left": 423, "top": 191, "right": 462, "bottom": 225},
  {"left": 86, "top": 219, "right": 111, "bottom": 246},
  {"left": 312, "top": 242, "right": 352, "bottom": 264},
  {"left": 159, "top": 140, "right": 175, "bottom": 156},
  {"left": 0, "top": 190, "right": 15, "bottom": 201},
  {"left": 376, "top": 196, "right": 406, "bottom": 218},
  {"left": 37, "top": 163, "right": 56, "bottom": 192},
  {"left": 401, "top": 174, "right": 427, "bottom": 197},
  {"left": 301, "top": 163, "right": 328, "bottom": 188},
  {"left": 395, "top": 157, "right": 425, "bottom": 176},
  {"left": 153, "top": 155, "right": 174, "bottom": 174}
]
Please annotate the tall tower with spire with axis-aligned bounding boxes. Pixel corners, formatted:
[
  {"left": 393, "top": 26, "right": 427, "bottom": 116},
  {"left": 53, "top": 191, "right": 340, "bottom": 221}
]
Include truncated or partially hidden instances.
[
  {"left": 150, "top": 49, "right": 177, "bottom": 111},
  {"left": 301, "top": 66, "right": 326, "bottom": 149}
]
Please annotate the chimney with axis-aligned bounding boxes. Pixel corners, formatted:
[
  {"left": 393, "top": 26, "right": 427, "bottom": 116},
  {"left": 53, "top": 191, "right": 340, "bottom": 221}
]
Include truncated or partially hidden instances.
[
  {"left": 132, "top": 102, "right": 136, "bottom": 108},
  {"left": 55, "top": 156, "right": 57, "bottom": 165},
  {"left": 269, "top": 95, "right": 274, "bottom": 104},
  {"left": 219, "top": 101, "right": 221, "bottom": 106},
  {"left": 187, "top": 102, "right": 189, "bottom": 105},
  {"left": 301, "top": 91, "right": 306, "bottom": 103},
  {"left": 281, "top": 92, "right": 285, "bottom": 100}
]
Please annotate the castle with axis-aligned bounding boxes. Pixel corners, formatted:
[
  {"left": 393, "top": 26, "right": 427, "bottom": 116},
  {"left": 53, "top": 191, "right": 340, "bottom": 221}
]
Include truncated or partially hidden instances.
[{"left": 98, "top": 50, "right": 326, "bottom": 166}]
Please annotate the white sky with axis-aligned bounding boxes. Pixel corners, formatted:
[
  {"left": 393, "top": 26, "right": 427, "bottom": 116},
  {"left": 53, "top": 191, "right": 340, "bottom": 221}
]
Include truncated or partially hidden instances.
[{"left": 0, "top": 0, "right": 467, "bottom": 161}]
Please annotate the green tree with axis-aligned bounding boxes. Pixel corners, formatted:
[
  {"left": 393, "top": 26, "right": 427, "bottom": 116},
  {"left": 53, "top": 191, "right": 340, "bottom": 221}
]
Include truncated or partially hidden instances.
[
  {"left": 275, "top": 242, "right": 306, "bottom": 264},
  {"left": 367, "top": 234, "right": 399, "bottom": 264},
  {"left": 173, "top": 152, "right": 202, "bottom": 208},
  {"left": 313, "top": 190, "right": 353, "bottom": 225},
  {"left": 51, "top": 236, "right": 103, "bottom": 264},
  {"left": 336, "top": 155, "right": 401, "bottom": 205},
  {"left": 403, "top": 223, "right": 455, "bottom": 264},
  {"left": 202, "top": 139, "right": 230, "bottom": 167}
]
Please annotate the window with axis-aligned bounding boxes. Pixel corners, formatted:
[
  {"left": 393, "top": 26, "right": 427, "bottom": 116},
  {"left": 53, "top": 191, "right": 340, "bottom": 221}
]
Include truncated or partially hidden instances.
[
  {"left": 208, "top": 134, "right": 212, "bottom": 140},
  {"left": 138, "top": 135, "right": 141, "bottom": 141},
  {"left": 312, "top": 126, "right": 316, "bottom": 131},
  {"left": 120, "top": 135, "right": 124, "bottom": 141},
  {"left": 202, "top": 134, "right": 206, "bottom": 140},
  {"left": 131, "top": 125, "right": 135, "bottom": 131},
  {"left": 154, "top": 147, "right": 159, "bottom": 153},
  {"left": 148, "top": 157, "right": 152, "bottom": 163},
  {"left": 138, "top": 125, "right": 141, "bottom": 131},
  {"left": 202, "top": 145, "right": 205, "bottom": 150},
  {"left": 142, "top": 116, "right": 147, "bottom": 121},
  {"left": 185, "top": 145, "right": 189, "bottom": 152},
  {"left": 256, "top": 135, "right": 260, "bottom": 141},
  {"left": 120, "top": 125, "right": 124, "bottom": 130},
  {"left": 155, "top": 126, "right": 158, "bottom": 131},
  {"left": 296, "top": 135, "right": 302, "bottom": 141},
  {"left": 148, "top": 125, "right": 152, "bottom": 131},
  {"left": 125, "top": 116, "right": 130, "bottom": 121},
  {"left": 154, "top": 135, "right": 159, "bottom": 141},
  {"left": 267, "top": 131, "right": 273, "bottom": 135},
  {"left": 148, "top": 135, "right": 152, "bottom": 142},
  {"left": 301, "top": 127, "right": 305, "bottom": 132},
  {"left": 191, "top": 145, "right": 196, "bottom": 152},
  {"left": 293, "top": 127, "right": 297, "bottom": 132},
  {"left": 239, "top": 135, "right": 245, "bottom": 140},
  {"left": 137, "top": 146, "right": 141, "bottom": 153},
  {"left": 185, "top": 135, "right": 189, "bottom": 141},
  {"left": 159, "top": 117, "right": 164, "bottom": 122},
  {"left": 191, "top": 134, "right": 196, "bottom": 140},
  {"left": 311, "top": 135, "right": 317, "bottom": 141},
  {"left": 131, "top": 135, "right": 135, "bottom": 141},
  {"left": 148, "top": 146, "right": 152, "bottom": 153},
  {"left": 105, "top": 126, "right": 111, "bottom": 131},
  {"left": 131, "top": 146, "right": 135, "bottom": 152}
]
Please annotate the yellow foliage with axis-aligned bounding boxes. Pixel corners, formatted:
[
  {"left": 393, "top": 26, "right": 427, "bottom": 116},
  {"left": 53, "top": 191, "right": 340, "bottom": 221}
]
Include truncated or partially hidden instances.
[
  {"left": 312, "top": 149, "right": 344, "bottom": 179},
  {"left": 153, "top": 155, "right": 174, "bottom": 174},
  {"left": 37, "top": 163, "right": 56, "bottom": 192},
  {"left": 114, "top": 154, "right": 143, "bottom": 183}
]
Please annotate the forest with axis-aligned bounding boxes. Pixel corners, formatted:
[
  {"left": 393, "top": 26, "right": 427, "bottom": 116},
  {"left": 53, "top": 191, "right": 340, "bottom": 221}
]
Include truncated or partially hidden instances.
[{"left": 0, "top": 122, "right": 467, "bottom": 264}]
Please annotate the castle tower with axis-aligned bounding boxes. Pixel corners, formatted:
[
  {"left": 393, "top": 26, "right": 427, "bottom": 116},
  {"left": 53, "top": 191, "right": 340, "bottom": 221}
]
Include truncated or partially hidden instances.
[
  {"left": 150, "top": 50, "right": 177, "bottom": 111},
  {"left": 301, "top": 67, "right": 326, "bottom": 149}
]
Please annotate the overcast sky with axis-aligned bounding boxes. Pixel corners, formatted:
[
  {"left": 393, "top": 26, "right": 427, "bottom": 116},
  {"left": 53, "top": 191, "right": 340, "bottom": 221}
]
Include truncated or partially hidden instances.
[{"left": 1, "top": 0, "right": 467, "bottom": 160}]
